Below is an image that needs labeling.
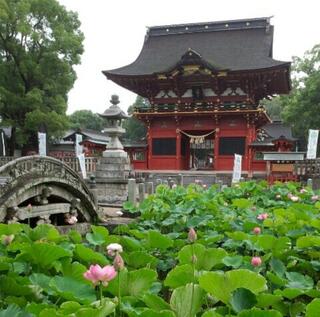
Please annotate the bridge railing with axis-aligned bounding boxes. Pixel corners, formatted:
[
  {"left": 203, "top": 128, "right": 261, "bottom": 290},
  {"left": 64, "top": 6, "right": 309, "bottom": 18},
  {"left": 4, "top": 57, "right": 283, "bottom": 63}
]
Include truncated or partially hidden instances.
[{"left": 0, "top": 156, "right": 98, "bottom": 174}]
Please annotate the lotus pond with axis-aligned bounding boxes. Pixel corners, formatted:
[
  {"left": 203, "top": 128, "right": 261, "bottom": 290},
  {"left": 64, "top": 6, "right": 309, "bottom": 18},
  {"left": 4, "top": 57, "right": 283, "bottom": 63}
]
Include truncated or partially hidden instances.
[{"left": 1, "top": 181, "right": 320, "bottom": 316}]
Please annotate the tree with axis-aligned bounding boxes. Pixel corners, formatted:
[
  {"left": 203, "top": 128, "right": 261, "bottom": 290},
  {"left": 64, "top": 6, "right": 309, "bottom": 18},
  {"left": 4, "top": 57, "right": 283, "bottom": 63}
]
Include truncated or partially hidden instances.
[
  {"left": 261, "top": 97, "right": 282, "bottom": 121},
  {"left": 123, "top": 96, "right": 148, "bottom": 142},
  {"left": 0, "top": 0, "right": 84, "bottom": 154},
  {"left": 281, "top": 44, "right": 320, "bottom": 147},
  {"left": 68, "top": 110, "right": 104, "bottom": 132}
]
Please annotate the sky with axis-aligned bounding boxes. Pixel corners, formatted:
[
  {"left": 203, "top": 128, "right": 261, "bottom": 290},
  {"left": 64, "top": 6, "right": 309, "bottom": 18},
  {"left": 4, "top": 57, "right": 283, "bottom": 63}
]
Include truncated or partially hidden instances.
[{"left": 58, "top": 0, "right": 320, "bottom": 114}]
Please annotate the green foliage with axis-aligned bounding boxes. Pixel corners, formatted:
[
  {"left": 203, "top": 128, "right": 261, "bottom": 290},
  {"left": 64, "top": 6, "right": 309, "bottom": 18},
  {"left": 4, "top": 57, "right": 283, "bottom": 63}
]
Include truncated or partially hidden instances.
[
  {"left": 0, "top": 0, "right": 84, "bottom": 151},
  {"left": 1, "top": 181, "right": 320, "bottom": 316},
  {"left": 68, "top": 110, "right": 104, "bottom": 131},
  {"left": 281, "top": 44, "right": 320, "bottom": 146},
  {"left": 123, "top": 95, "right": 147, "bottom": 142}
]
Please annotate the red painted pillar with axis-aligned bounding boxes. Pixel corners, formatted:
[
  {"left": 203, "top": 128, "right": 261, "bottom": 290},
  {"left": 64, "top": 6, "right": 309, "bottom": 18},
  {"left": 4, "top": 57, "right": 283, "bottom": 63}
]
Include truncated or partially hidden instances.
[
  {"left": 176, "top": 129, "right": 181, "bottom": 170},
  {"left": 214, "top": 128, "right": 220, "bottom": 170},
  {"left": 147, "top": 124, "right": 152, "bottom": 169}
]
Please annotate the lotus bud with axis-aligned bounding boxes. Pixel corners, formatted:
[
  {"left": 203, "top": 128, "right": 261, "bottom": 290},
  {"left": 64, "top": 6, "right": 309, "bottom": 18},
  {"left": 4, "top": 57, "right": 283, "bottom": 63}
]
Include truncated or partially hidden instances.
[
  {"left": 191, "top": 254, "right": 197, "bottom": 264},
  {"left": 113, "top": 253, "right": 125, "bottom": 271},
  {"left": 188, "top": 228, "right": 197, "bottom": 242},
  {"left": 1, "top": 234, "right": 14, "bottom": 246},
  {"left": 107, "top": 243, "right": 123, "bottom": 257},
  {"left": 251, "top": 256, "right": 262, "bottom": 267},
  {"left": 27, "top": 203, "right": 32, "bottom": 212},
  {"left": 252, "top": 227, "right": 261, "bottom": 235}
]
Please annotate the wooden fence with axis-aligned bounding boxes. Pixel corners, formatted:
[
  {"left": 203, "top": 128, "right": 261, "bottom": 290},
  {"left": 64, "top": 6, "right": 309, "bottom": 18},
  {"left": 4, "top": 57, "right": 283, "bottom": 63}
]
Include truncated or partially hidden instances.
[{"left": 0, "top": 156, "right": 98, "bottom": 174}]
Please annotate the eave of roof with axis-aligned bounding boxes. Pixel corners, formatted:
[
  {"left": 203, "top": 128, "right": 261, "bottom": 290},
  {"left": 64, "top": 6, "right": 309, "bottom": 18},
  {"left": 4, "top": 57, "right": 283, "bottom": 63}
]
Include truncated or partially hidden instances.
[{"left": 103, "top": 17, "right": 290, "bottom": 78}]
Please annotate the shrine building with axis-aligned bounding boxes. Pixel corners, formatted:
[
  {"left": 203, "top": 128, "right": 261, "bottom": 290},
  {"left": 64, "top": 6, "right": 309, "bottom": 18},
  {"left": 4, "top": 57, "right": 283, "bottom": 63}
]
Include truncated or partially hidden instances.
[{"left": 103, "top": 17, "right": 291, "bottom": 175}]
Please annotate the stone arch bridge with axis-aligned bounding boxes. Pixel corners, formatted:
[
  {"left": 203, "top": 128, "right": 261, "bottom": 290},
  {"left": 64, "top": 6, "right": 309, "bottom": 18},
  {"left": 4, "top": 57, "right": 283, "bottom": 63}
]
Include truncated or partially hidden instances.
[{"left": 0, "top": 156, "right": 98, "bottom": 226}]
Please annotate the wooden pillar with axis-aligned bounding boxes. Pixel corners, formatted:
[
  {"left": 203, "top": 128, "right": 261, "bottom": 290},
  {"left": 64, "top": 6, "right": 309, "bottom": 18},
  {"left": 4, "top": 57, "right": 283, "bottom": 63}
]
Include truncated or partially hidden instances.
[
  {"left": 147, "top": 123, "right": 151, "bottom": 169},
  {"left": 214, "top": 128, "right": 220, "bottom": 170},
  {"left": 176, "top": 129, "right": 181, "bottom": 170},
  {"left": 247, "top": 124, "right": 255, "bottom": 178}
]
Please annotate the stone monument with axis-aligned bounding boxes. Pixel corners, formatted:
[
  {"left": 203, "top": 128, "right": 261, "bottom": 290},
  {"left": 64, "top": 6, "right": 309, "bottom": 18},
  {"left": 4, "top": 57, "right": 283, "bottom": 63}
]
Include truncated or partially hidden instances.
[{"left": 95, "top": 95, "right": 131, "bottom": 204}]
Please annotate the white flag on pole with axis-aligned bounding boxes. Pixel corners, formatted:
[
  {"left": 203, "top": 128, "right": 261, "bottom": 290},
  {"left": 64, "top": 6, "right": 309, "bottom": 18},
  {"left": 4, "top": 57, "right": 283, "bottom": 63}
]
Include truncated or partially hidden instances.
[
  {"left": 232, "top": 154, "right": 242, "bottom": 183},
  {"left": 1, "top": 131, "right": 5, "bottom": 156},
  {"left": 77, "top": 153, "right": 87, "bottom": 179},
  {"left": 307, "top": 129, "right": 319, "bottom": 159},
  {"left": 38, "top": 132, "right": 46, "bottom": 156},
  {"left": 75, "top": 133, "right": 83, "bottom": 156}
]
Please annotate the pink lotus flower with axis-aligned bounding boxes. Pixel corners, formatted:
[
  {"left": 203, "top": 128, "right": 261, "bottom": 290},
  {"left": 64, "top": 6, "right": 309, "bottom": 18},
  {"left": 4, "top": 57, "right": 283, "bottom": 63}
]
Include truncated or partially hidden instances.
[
  {"left": 257, "top": 213, "right": 268, "bottom": 220},
  {"left": 251, "top": 206, "right": 257, "bottom": 211},
  {"left": 172, "top": 184, "right": 177, "bottom": 189},
  {"left": 203, "top": 184, "right": 207, "bottom": 189},
  {"left": 83, "top": 264, "right": 117, "bottom": 286},
  {"left": 188, "top": 227, "right": 197, "bottom": 242},
  {"left": 300, "top": 188, "right": 307, "bottom": 194},
  {"left": 312, "top": 195, "right": 319, "bottom": 201},
  {"left": 252, "top": 227, "right": 261, "bottom": 235},
  {"left": 27, "top": 203, "right": 32, "bottom": 212},
  {"left": 251, "top": 256, "right": 262, "bottom": 267},
  {"left": 287, "top": 193, "right": 293, "bottom": 198},
  {"left": 107, "top": 243, "right": 123, "bottom": 257},
  {"left": 290, "top": 195, "right": 299, "bottom": 202},
  {"left": 275, "top": 194, "right": 281, "bottom": 199}
]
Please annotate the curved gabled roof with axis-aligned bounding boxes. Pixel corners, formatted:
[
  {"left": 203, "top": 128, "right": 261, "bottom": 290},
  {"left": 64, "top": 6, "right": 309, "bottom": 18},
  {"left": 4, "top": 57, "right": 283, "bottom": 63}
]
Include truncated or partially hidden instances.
[{"left": 103, "top": 17, "right": 290, "bottom": 77}]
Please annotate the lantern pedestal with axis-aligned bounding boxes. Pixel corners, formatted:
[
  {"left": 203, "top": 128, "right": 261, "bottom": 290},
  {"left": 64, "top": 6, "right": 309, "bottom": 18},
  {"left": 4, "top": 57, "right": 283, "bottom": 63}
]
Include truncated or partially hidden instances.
[{"left": 94, "top": 95, "right": 131, "bottom": 205}]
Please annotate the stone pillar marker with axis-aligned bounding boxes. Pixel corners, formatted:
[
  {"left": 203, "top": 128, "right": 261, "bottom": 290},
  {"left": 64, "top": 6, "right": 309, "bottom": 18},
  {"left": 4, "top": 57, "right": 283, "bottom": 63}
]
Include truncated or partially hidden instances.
[{"left": 95, "top": 95, "right": 131, "bottom": 205}]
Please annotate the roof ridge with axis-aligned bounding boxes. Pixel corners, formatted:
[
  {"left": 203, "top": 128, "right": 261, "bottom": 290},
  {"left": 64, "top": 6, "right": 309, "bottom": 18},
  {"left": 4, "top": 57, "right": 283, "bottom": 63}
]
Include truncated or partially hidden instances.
[{"left": 147, "top": 17, "right": 272, "bottom": 37}]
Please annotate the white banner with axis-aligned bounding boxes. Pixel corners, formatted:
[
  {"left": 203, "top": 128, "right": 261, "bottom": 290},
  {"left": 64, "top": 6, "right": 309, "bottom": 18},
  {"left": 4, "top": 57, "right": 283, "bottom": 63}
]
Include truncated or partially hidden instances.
[
  {"left": 232, "top": 154, "right": 242, "bottom": 183},
  {"left": 307, "top": 129, "right": 319, "bottom": 159},
  {"left": 77, "top": 153, "right": 87, "bottom": 179},
  {"left": 75, "top": 134, "right": 83, "bottom": 156},
  {"left": 38, "top": 132, "right": 46, "bottom": 156},
  {"left": 1, "top": 131, "right": 5, "bottom": 156}
]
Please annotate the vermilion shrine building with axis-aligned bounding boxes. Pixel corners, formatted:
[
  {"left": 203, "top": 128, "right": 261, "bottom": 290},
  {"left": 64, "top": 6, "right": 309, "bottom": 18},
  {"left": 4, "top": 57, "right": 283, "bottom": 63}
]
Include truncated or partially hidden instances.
[{"left": 103, "top": 17, "right": 291, "bottom": 175}]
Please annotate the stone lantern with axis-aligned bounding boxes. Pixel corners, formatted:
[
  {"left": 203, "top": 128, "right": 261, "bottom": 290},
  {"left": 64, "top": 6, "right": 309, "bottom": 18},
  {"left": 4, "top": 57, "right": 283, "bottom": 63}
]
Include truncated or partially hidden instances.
[
  {"left": 94, "top": 95, "right": 131, "bottom": 205},
  {"left": 99, "top": 95, "right": 128, "bottom": 155}
]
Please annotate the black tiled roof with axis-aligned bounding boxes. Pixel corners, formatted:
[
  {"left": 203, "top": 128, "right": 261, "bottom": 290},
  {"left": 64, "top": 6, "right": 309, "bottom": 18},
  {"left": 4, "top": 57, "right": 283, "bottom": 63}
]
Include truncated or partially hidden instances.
[
  {"left": 251, "top": 121, "right": 296, "bottom": 146},
  {"left": 104, "top": 17, "right": 289, "bottom": 77}
]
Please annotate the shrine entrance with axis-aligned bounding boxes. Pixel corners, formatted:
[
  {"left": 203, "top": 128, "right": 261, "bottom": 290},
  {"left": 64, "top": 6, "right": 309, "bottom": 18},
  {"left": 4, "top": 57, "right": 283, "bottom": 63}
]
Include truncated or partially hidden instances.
[{"left": 180, "top": 130, "right": 215, "bottom": 170}]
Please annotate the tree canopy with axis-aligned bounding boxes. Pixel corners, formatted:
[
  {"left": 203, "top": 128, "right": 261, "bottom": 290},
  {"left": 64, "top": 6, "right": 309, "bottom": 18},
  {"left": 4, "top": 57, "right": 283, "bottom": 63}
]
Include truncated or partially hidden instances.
[
  {"left": 68, "top": 110, "right": 104, "bottom": 132},
  {"left": 281, "top": 44, "right": 320, "bottom": 146},
  {"left": 123, "top": 96, "right": 147, "bottom": 142},
  {"left": 0, "top": 0, "right": 84, "bottom": 153}
]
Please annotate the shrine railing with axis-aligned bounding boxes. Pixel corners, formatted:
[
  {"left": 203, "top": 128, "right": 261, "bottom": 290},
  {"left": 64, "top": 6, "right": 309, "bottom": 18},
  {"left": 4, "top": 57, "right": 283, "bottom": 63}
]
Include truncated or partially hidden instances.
[
  {"left": 134, "top": 103, "right": 258, "bottom": 114},
  {"left": 0, "top": 156, "right": 98, "bottom": 174}
]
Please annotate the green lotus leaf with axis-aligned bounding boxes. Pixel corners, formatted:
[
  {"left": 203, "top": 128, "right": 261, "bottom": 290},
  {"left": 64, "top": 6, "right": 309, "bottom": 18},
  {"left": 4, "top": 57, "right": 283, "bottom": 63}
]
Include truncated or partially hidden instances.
[
  {"left": 178, "top": 244, "right": 227, "bottom": 270},
  {"left": 274, "top": 288, "right": 304, "bottom": 299},
  {"left": 123, "top": 251, "right": 157, "bottom": 269},
  {"left": 145, "top": 230, "right": 174, "bottom": 250},
  {"left": 49, "top": 276, "right": 96, "bottom": 304},
  {"left": 306, "top": 298, "right": 320, "bottom": 317},
  {"left": 285, "top": 272, "right": 314, "bottom": 289},
  {"left": 142, "top": 293, "right": 171, "bottom": 310},
  {"left": 201, "top": 310, "right": 223, "bottom": 317},
  {"left": 86, "top": 232, "right": 105, "bottom": 246},
  {"left": 170, "top": 283, "right": 205, "bottom": 317},
  {"left": 256, "top": 293, "right": 283, "bottom": 308},
  {"left": 238, "top": 308, "right": 283, "bottom": 317},
  {"left": 108, "top": 268, "right": 157, "bottom": 297},
  {"left": 17, "top": 242, "right": 71, "bottom": 269},
  {"left": 296, "top": 236, "right": 320, "bottom": 248},
  {"left": 164, "top": 264, "right": 195, "bottom": 288},
  {"left": 199, "top": 269, "right": 267, "bottom": 304},
  {"left": 270, "top": 258, "right": 286, "bottom": 277},
  {"left": 222, "top": 255, "right": 243, "bottom": 268},
  {"left": 74, "top": 244, "right": 108, "bottom": 265},
  {"left": 0, "top": 304, "right": 33, "bottom": 317},
  {"left": 230, "top": 288, "right": 257, "bottom": 313}
]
